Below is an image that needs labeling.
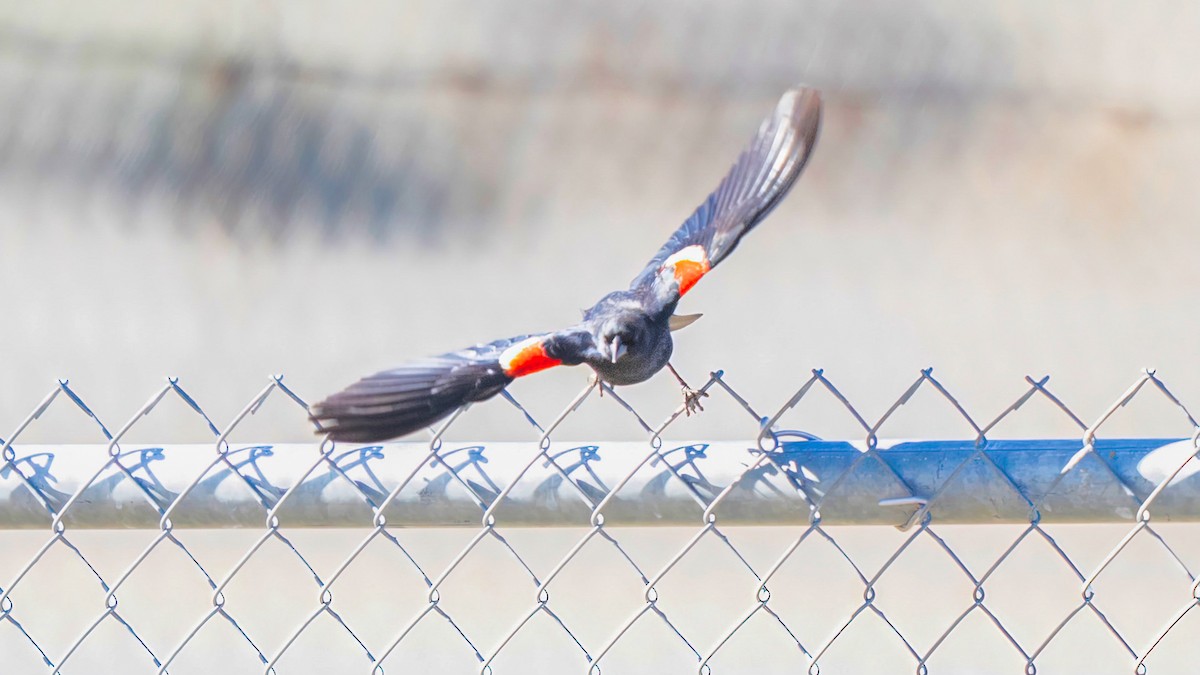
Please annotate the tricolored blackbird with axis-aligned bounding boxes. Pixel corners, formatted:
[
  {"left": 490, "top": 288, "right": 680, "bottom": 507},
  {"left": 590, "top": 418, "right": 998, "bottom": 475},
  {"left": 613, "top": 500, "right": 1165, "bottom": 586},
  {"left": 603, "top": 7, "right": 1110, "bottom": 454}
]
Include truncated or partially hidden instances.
[{"left": 311, "top": 87, "right": 822, "bottom": 442}]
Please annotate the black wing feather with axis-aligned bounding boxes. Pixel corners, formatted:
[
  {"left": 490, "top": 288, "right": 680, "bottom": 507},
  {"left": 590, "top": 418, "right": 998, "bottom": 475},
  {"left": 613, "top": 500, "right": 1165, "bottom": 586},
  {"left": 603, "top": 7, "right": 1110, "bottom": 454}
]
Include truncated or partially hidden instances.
[
  {"left": 311, "top": 330, "right": 595, "bottom": 443},
  {"left": 310, "top": 335, "right": 535, "bottom": 443},
  {"left": 630, "top": 87, "right": 822, "bottom": 294},
  {"left": 311, "top": 357, "right": 510, "bottom": 443}
]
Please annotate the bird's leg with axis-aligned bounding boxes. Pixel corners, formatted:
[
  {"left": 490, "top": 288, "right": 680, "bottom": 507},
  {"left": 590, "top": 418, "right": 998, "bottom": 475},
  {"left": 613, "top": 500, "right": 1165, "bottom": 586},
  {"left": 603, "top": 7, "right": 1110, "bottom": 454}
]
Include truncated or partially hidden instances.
[
  {"left": 589, "top": 370, "right": 603, "bottom": 397},
  {"left": 667, "top": 363, "right": 708, "bottom": 416}
]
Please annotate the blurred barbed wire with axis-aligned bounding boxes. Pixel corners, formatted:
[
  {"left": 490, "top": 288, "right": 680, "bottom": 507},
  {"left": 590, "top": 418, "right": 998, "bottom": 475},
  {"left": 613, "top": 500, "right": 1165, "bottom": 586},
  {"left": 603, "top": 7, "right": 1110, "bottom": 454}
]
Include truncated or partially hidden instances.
[
  {"left": 3, "top": 1, "right": 1197, "bottom": 244},
  {"left": 2, "top": 0, "right": 1198, "bottom": 448}
]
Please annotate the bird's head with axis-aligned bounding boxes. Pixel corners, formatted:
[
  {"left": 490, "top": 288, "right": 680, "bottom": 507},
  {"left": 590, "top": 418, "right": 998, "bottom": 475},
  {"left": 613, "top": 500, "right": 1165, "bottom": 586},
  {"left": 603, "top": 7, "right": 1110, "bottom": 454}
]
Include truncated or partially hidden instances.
[
  {"left": 602, "top": 329, "right": 631, "bottom": 364},
  {"left": 599, "top": 316, "right": 646, "bottom": 364}
]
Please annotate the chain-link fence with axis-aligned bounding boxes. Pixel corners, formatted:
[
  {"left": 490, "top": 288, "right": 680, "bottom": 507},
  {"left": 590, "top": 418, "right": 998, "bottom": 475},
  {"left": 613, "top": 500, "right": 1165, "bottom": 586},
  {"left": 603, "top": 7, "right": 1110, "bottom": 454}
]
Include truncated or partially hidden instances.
[
  {"left": 3, "top": 368, "right": 1200, "bottom": 674},
  {"left": 4, "top": 3, "right": 1200, "bottom": 673}
]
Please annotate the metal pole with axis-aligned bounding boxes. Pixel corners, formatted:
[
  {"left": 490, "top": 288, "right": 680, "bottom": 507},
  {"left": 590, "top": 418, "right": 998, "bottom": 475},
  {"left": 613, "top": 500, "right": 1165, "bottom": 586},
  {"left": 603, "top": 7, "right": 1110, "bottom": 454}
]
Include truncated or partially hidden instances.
[{"left": 1, "top": 438, "right": 1196, "bottom": 528}]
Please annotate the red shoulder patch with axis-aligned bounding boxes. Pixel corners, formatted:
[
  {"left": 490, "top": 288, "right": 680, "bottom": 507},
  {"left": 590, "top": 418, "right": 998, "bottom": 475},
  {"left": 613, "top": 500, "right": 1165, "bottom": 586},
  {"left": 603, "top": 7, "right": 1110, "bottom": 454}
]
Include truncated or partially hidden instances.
[
  {"left": 498, "top": 337, "right": 563, "bottom": 378},
  {"left": 662, "top": 245, "right": 711, "bottom": 296}
]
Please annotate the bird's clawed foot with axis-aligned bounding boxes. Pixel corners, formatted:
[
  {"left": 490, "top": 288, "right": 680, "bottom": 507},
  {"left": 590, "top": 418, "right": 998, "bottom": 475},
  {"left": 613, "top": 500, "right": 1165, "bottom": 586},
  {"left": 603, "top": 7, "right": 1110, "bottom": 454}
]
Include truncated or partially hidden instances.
[
  {"left": 667, "top": 362, "right": 707, "bottom": 416},
  {"left": 681, "top": 386, "right": 708, "bottom": 416}
]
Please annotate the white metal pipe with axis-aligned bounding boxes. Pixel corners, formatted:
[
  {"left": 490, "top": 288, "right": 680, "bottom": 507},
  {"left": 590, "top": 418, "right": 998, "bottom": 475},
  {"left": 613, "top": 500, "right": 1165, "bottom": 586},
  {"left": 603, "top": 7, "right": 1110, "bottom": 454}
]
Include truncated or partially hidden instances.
[{"left": 0, "top": 439, "right": 1195, "bottom": 528}]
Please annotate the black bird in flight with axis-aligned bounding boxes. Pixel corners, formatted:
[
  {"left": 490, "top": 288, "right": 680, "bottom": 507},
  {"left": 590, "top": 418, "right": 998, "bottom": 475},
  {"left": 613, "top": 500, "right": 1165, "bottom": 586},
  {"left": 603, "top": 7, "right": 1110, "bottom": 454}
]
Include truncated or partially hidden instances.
[{"left": 312, "top": 86, "right": 823, "bottom": 442}]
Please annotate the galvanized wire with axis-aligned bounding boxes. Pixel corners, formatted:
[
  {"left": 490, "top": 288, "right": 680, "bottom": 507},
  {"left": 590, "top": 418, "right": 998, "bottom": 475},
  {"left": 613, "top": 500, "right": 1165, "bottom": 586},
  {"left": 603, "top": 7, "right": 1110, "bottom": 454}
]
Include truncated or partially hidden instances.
[{"left": 2, "top": 369, "right": 1200, "bottom": 673}]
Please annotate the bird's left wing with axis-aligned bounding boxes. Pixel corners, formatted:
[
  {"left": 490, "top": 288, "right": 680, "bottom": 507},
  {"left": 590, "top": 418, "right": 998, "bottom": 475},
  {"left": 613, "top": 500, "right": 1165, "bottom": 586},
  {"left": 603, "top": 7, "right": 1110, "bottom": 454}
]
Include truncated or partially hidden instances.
[
  {"left": 310, "top": 328, "right": 596, "bottom": 442},
  {"left": 630, "top": 86, "right": 822, "bottom": 311}
]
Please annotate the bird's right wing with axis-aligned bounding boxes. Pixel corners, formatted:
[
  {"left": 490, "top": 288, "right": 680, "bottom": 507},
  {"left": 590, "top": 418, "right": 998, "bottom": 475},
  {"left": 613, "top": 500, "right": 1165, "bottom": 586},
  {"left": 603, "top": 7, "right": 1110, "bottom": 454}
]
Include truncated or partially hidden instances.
[
  {"left": 310, "top": 329, "right": 596, "bottom": 443},
  {"left": 630, "top": 86, "right": 822, "bottom": 310}
]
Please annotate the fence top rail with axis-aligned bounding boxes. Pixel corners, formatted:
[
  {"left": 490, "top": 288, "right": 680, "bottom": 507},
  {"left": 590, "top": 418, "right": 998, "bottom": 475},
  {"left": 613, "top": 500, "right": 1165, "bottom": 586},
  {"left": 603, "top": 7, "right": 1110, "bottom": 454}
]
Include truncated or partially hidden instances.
[{"left": 1, "top": 438, "right": 1196, "bottom": 529}]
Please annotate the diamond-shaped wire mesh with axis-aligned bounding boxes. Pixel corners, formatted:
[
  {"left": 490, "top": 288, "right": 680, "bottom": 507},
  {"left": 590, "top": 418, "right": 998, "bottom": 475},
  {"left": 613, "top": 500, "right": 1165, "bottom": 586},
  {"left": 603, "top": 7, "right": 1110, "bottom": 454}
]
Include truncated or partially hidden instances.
[
  {"left": 3, "top": 369, "right": 1200, "bottom": 674},
  {"left": 4, "top": 9, "right": 1199, "bottom": 673}
]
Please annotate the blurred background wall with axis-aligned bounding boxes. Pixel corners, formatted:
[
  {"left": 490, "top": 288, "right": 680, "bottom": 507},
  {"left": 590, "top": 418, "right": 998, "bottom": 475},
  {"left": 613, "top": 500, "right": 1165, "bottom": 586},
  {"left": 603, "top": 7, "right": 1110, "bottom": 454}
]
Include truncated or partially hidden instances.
[{"left": 1, "top": 1, "right": 1198, "bottom": 442}]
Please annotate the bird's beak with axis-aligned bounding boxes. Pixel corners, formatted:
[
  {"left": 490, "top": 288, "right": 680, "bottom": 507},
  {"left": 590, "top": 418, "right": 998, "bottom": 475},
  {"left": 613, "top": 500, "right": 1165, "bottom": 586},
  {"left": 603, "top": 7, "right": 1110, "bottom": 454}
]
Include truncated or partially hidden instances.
[{"left": 610, "top": 335, "right": 626, "bottom": 363}]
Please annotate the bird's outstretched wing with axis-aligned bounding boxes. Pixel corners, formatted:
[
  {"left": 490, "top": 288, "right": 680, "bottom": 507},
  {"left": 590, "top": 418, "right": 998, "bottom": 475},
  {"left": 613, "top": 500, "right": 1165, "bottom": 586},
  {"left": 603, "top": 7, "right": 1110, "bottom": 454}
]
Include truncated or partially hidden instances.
[
  {"left": 311, "top": 329, "right": 595, "bottom": 442},
  {"left": 630, "top": 87, "right": 822, "bottom": 309}
]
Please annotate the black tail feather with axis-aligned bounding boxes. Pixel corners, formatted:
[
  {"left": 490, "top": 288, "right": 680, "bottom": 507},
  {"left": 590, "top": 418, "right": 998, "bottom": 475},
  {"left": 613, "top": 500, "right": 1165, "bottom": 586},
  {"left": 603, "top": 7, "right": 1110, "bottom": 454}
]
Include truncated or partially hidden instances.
[{"left": 310, "top": 358, "right": 513, "bottom": 442}]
